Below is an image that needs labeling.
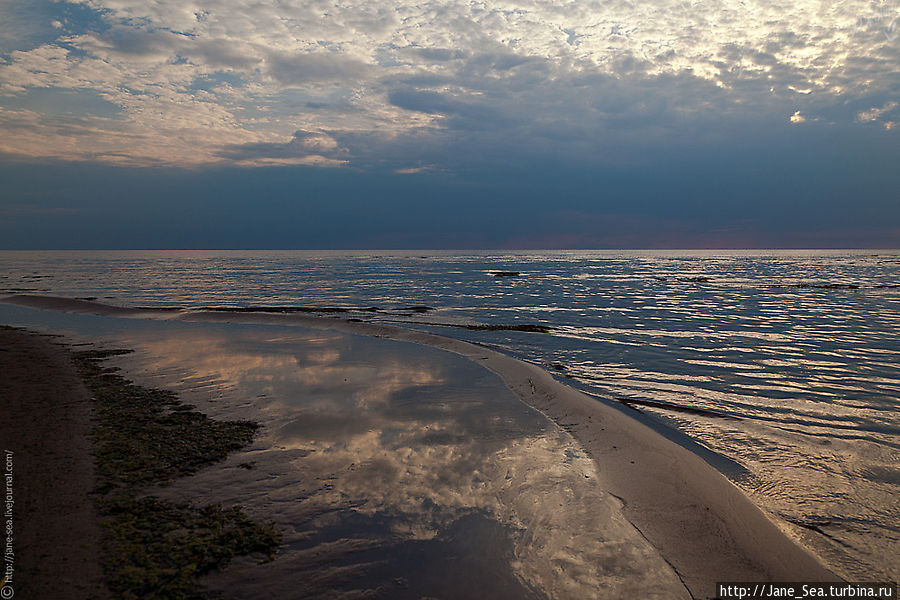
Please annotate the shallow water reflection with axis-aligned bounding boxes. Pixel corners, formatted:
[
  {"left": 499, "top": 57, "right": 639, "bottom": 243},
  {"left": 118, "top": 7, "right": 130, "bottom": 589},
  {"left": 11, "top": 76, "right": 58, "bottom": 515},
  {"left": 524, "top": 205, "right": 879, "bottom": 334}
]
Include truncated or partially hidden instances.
[
  {"left": 117, "top": 324, "right": 686, "bottom": 599},
  {"left": 0, "top": 302, "right": 686, "bottom": 599}
]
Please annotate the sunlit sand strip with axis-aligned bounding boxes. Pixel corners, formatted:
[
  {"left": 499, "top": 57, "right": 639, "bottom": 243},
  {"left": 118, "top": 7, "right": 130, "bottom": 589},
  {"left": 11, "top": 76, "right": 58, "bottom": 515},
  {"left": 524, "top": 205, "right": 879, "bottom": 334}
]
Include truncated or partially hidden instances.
[{"left": 2, "top": 295, "right": 839, "bottom": 597}]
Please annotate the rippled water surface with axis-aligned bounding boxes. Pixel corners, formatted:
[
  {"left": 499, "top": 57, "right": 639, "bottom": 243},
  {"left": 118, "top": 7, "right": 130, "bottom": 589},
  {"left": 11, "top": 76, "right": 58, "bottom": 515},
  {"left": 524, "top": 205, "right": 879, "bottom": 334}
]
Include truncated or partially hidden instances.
[{"left": 2, "top": 249, "right": 898, "bottom": 579}]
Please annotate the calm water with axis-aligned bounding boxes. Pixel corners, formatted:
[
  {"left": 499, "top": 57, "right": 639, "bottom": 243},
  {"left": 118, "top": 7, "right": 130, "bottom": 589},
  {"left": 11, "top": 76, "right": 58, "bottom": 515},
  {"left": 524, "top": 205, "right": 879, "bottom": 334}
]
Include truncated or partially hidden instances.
[
  {"left": 1, "top": 249, "right": 899, "bottom": 580},
  {"left": 0, "top": 308, "right": 685, "bottom": 598}
]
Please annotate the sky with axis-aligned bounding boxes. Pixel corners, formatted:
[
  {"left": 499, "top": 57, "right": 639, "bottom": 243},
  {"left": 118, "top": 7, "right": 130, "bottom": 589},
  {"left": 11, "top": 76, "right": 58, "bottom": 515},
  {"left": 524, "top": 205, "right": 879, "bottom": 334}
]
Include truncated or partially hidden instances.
[{"left": 0, "top": 0, "right": 898, "bottom": 249}]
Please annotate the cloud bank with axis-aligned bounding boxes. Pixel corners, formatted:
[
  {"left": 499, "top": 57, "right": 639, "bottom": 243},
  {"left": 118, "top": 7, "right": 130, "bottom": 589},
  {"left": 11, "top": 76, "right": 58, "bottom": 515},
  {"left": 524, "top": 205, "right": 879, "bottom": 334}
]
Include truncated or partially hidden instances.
[{"left": 0, "top": 0, "right": 897, "bottom": 168}]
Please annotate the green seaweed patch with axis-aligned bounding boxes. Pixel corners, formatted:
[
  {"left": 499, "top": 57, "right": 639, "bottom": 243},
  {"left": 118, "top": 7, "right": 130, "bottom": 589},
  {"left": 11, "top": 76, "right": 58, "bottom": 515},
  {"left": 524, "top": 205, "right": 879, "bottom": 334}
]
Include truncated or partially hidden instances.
[
  {"left": 73, "top": 349, "right": 281, "bottom": 599},
  {"left": 75, "top": 350, "right": 259, "bottom": 491},
  {"left": 100, "top": 496, "right": 279, "bottom": 600}
]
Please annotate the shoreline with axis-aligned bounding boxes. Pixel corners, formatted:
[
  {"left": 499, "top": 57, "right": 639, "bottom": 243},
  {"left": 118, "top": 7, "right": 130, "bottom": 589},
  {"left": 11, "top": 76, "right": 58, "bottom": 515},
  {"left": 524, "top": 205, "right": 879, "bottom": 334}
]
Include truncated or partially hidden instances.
[
  {"left": 0, "top": 326, "right": 280, "bottom": 599},
  {"left": 1, "top": 295, "right": 841, "bottom": 597}
]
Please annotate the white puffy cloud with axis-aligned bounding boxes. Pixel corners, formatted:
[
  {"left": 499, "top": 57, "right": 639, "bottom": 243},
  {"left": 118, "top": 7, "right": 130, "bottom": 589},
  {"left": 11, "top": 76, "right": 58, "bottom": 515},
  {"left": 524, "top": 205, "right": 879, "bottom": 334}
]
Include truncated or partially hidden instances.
[
  {"left": 0, "top": 0, "right": 896, "bottom": 165},
  {"left": 857, "top": 100, "right": 898, "bottom": 129}
]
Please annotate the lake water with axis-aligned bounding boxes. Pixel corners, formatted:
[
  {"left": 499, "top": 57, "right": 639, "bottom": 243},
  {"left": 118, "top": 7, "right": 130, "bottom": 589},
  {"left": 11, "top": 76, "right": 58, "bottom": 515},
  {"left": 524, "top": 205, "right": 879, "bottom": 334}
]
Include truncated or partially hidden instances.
[{"left": 1, "top": 249, "right": 898, "bottom": 580}]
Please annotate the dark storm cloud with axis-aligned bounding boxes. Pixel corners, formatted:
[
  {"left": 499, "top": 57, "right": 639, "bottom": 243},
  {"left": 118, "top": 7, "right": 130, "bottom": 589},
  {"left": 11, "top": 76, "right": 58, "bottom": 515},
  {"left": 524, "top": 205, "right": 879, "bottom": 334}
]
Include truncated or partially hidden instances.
[{"left": 387, "top": 88, "right": 517, "bottom": 129}]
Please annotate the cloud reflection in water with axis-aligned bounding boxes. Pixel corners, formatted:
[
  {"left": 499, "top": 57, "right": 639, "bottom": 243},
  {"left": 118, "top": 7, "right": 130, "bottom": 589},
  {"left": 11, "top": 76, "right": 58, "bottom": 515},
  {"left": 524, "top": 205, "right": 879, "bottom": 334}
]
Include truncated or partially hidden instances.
[{"left": 115, "top": 321, "right": 687, "bottom": 599}]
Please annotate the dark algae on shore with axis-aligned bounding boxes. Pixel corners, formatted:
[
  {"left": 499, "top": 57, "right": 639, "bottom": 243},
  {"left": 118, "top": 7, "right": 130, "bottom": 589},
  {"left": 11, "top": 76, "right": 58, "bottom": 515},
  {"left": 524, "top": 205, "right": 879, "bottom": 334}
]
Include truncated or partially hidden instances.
[{"left": 74, "top": 349, "right": 281, "bottom": 600}]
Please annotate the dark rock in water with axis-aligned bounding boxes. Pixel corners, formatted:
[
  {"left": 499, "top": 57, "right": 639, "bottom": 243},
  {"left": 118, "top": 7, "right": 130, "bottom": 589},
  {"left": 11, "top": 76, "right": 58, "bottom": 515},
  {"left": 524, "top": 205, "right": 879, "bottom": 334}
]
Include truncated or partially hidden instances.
[
  {"left": 462, "top": 323, "right": 548, "bottom": 333},
  {"left": 548, "top": 363, "right": 567, "bottom": 371},
  {"left": 491, "top": 271, "right": 520, "bottom": 277},
  {"left": 616, "top": 397, "right": 739, "bottom": 420},
  {"left": 763, "top": 282, "right": 863, "bottom": 290},
  {"left": 654, "top": 277, "right": 668, "bottom": 282},
  {"left": 815, "top": 283, "right": 859, "bottom": 289},
  {"left": 785, "top": 518, "right": 835, "bottom": 537},
  {"left": 386, "top": 319, "right": 549, "bottom": 333},
  {"left": 405, "top": 305, "right": 433, "bottom": 313},
  {"left": 204, "top": 305, "right": 365, "bottom": 313},
  {"left": 677, "top": 276, "right": 710, "bottom": 283}
]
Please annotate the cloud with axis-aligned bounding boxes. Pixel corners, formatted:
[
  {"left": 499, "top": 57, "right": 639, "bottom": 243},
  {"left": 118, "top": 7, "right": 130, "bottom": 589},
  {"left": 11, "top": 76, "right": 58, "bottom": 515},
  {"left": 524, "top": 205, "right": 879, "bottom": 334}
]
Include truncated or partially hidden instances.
[
  {"left": 186, "top": 38, "right": 263, "bottom": 70},
  {"left": 857, "top": 101, "right": 898, "bottom": 129},
  {"left": 73, "top": 27, "right": 180, "bottom": 62},
  {"left": 218, "top": 130, "right": 348, "bottom": 166},
  {"left": 265, "top": 51, "right": 370, "bottom": 85},
  {"left": 394, "top": 165, "right": 433, "bottom": 174},
  {"left": 0, "top": 0, "right": 896, "bottom": 166},
  {"left": 387, "top": 87, "right": 517, "bottom": 129}
]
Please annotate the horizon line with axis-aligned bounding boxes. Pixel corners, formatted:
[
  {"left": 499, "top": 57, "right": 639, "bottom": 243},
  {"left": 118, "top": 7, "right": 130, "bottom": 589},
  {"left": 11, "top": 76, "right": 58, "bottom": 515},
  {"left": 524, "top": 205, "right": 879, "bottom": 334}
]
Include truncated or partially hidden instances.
[{"left": 2, "top": 247, "right": 900, "bottom": 252}]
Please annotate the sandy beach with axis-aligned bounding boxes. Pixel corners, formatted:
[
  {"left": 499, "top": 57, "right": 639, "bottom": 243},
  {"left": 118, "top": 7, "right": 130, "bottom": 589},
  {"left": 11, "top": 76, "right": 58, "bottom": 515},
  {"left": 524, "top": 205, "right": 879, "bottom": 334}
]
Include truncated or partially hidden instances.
[
  {"left": 0, "top": 295, "right": 841, "bottom": 598},
  {"left": 0, "top": 327, "right": 108, "bottom": 599}
]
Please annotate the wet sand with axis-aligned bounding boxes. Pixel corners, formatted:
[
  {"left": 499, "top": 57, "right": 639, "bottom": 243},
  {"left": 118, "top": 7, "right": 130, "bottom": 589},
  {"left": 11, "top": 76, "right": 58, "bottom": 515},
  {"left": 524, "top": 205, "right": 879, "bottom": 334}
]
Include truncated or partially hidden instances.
[
  {"left": 0, "top": 327, "right": 108, "bottom": 599},
  {"left": 0, "top": 295, "right": 841, "bottom": 598}
]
